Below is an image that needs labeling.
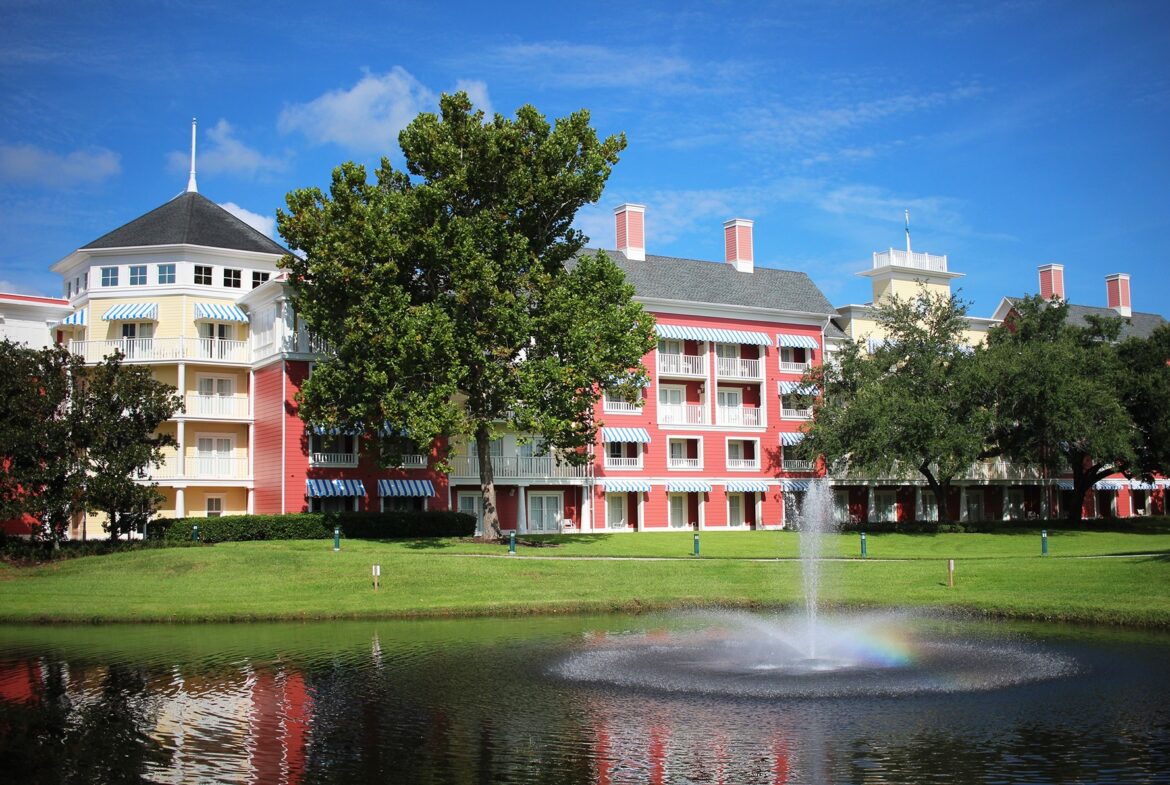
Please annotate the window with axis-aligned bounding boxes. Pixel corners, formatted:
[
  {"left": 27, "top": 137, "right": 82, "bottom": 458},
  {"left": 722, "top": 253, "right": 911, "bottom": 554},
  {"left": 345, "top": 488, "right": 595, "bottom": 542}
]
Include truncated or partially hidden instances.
[
  {"left": 458, "top": 493, "right": 484, "bottom": 535},
  {"left": 785, "top": 491, "right": 806, "bottom": 523},
  {"left": 119, "top": 322, "right": 154, "bottom": 358},
  {"left": 65, "top": 281, "right": 72, "bottom": 298},
  {"left": 309, "top": 433, "right": 358, "bottom": 466},
  {"left": 528, "top": 492, "right": 563, "bottom": 532},
  {"left": 834, "top": 490, "right": 852, "bottom": 524},
  {"left": 604, "top": 389, "right": 640, "bottom": 413},
  {"left": 382, "top": 496, "right": 425, "bottom": 513},
  {"left": 728, "top": 493, "right": 745, "bottom": 527},
  {"left": 669, "top": 494, "right": 688, "bottom": 528},
  {"left": 606, "top": 442, "right": 623, "bottom": 460},
  {"left": 129, "top": 265, "right": 147, "bottom": 286},
  {"left": 194, "top": 265, "right": 212, "bottom": 285},
  {"left": 657, "top": 339, "right": 682, "bottom": 356},
  {"left": 198, "top": 322, "right": 236, "bottom": 359},
  {"left": 606, "top": 494, "right": 627, "bottom": 529},
  {"left": 223, "top": 268, "right": 241, "bottom": 288},
  {"left": 919, "top": 491, "right": 938, "bottom": 522},
  {"left": 194, "top": 436, "right": 234, "bottom": 477},
  {"left": 780, "top": 347, "right": 808, "bottom": 367},
  {"left": 518, "top": 438, "right": 547, "bottom": 458},
  {"left": 206, "top": 496, "right": 224, "bottom": 518},
  {"left": 470, "top": 438, "right": 504, "bottom": 457},
  {"left": 874, "top": 490, "right": 897, "bottom": 523},
  {"left": 158, "top": 264, "right": 176, "bottom": 284},
  {"left": 1006, "top": 488, "right": 1026, "bottom": 520},
  {"left": 964, "top": 489, "right": 983, "bottom": 522},
  {"left": 101, "top": 267, "right": 119, "bottom": 287},
  {"left": 75, "top": 275, "right": 83, "bottom": 293},
  {"left": 311, "top": 496, "right": 359, "bottom": 513},
  {"left": 715, "top": 343, "right": 739, "bottom": 359},
  {"left": 252, "top": 271, "right": 270, "bottom": 289},
  {"left": 667, "top": 438, "right": 701, "bottom": 469}
]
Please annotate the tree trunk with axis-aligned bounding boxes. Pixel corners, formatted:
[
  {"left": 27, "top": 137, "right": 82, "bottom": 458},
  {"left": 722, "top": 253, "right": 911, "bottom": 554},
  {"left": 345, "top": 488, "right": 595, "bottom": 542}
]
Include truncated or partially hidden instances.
[
  {"left": 918, "top": 463, "right": 951, "bottom": 524},
  {"left": 475, "top": 422, "right": 502, "bottom": 541}
]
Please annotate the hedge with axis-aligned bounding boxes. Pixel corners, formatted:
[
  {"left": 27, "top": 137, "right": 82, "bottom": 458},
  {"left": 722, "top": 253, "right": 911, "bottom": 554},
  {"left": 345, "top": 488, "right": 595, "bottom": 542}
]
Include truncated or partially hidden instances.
[
  {"left": 146, "top": 510, "right": 477, "bottom": 543},
  {"left": 833, "top": 516, "right": 1170, "bottom": 534}
]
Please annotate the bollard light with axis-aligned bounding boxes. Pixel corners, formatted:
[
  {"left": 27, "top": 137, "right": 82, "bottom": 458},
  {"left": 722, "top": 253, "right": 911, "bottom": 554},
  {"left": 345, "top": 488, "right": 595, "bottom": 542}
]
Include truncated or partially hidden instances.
[
  {"left": 192, "top": 524, "right": 200, "bottom": 542},
  {"left": 333, "top": 526, "right": 341, "bottom": 552},
  {"left": 509, "top": 530, "right": 516, "bottom": 555},
  {"left": 693, "top": 532, "right": 700, "bottom": 557},
  {"left": 1041, "top": 529, "right": 1048, "bottom": 556},
  {"left": 861, "top": 531, "right": 868, "bottom": 558}
]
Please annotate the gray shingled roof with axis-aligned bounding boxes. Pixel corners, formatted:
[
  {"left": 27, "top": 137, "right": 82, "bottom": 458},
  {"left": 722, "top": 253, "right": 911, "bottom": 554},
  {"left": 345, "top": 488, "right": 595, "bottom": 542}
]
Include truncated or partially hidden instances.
[
  {"left": 584, "top": 249, "right": 836, "bottom": 317},
  {"left": 83, "top": 192, "right": 287, "bottom": 255},
  {"left": 1005, "top": 297, "right": 1167, "bottom": 340}
]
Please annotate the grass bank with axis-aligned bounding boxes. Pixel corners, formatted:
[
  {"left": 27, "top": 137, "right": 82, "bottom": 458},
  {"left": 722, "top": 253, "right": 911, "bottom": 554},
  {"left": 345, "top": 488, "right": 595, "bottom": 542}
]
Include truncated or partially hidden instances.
[{"left": 1, "top": 531, "right": 1167, "bottom": 626}]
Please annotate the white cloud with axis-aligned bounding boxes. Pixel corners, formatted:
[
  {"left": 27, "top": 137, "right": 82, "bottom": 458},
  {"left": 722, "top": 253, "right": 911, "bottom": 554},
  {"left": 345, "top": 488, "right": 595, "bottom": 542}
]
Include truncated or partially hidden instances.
[
  {"left": 278, "top": 67, "right": 436, "bottom": 154},
  {"left": 454, "top": 79, "right": 494, "bottom": 117},
  {"left": 219, "top": 202, "right": 276, "bottom": 238},
  {"left": 488, "top": 42, "right": 695, "bottom": 90},
  {"left": 167, "top": 119, "right": 286, "bottom": 179},
  {"left": 0, "top": 278, "right": 53, "bottom": 297},
  {"left": 0, "top": 143, "right": 120, "bottom": 188}
]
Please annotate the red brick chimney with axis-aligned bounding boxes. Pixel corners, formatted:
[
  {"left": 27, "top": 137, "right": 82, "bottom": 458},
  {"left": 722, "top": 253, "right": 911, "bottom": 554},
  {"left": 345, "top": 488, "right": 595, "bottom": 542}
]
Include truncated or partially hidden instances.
[
  {"left": 724, "top": 218, "right": 753, "bottom": 273},
  {"left": 614, "top": 203, "right": 645, "bottom": 261},
  {"left": 1106, "top": 273, "right": 1131, "bottom": 317},
  {"left": 1038, "top": 263, "right": 1065, "bottom": 300}
]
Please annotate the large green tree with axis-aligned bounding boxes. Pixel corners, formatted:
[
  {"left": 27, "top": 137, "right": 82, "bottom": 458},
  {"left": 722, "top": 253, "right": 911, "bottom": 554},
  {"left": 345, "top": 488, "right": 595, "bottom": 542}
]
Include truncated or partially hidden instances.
[
  {"left": 983, "top": 296, "right": 1157, "bottom": 521},
  {"left": 0, "top": 341, "right": 181, "bottom": 541},
  {"left": 278, "top": 92, "right": 654, "bottom": 539},
  {"left": 802, "top": 290, "right": 991, "bottom": 523}
]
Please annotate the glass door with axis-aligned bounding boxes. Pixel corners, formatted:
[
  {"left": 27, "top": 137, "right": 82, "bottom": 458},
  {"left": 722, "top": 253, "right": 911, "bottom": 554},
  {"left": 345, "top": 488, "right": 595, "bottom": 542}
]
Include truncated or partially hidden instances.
[
  {"left": 458, "top": 493, "right": 483, "bottom": 535},
  {"left": 528, "top": 493, "right": 563, "bottom": 532},
  {"left": 606, "top": 494, "right": 626, "bottom": 529}
]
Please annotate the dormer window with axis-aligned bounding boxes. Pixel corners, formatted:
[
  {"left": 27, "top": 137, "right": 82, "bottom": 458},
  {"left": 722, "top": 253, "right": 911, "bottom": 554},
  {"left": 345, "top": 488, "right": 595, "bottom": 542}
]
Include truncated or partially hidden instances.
[
  {"left": 223, "top": 268, "right": 241, "bottom": 288},
  {"left": 252, "top": 271, "right": 270, "bottom": 289},
  {"left": 101, "top": 267, "right": 118, "bottom": 287},
  {"left": 129, "top": 265, "right": 147, "bottom": 286},
  {"left": 158, "top": 264, "right": 176, "bottom": 284},
  {"left": 194, "top": 265, "right": 213, "bottom": 286}
]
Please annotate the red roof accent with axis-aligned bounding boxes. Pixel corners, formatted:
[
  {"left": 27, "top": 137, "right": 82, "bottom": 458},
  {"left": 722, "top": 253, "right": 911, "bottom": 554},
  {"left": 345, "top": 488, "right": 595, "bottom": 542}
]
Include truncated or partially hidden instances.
[{"left": 0, "top": 292, "right": 68, "bottom": 305}]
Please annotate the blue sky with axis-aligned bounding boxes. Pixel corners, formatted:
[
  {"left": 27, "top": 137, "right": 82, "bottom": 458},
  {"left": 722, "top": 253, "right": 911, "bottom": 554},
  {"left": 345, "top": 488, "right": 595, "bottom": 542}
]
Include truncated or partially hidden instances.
[{"left": 2, "top": 0, "right": 1167, "bottom": 318}]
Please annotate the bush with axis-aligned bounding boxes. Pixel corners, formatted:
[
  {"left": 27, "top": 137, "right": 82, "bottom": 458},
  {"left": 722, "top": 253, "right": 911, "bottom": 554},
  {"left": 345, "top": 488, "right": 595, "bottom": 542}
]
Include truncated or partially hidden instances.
[
  {"left": 0, "top": 534, "right": 191, "bottom": 565},
  {"left": 147, "top": 510, "right": 476, "bottom": 544},
  {"left": 836, "top": 516, "right": 1170, "bottom": 533}
]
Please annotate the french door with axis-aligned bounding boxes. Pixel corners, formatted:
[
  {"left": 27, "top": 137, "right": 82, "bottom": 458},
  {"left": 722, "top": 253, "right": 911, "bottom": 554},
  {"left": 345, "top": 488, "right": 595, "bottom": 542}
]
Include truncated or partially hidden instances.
[{"left": 528, "top": 493, "right": 563, "bottom": 532}]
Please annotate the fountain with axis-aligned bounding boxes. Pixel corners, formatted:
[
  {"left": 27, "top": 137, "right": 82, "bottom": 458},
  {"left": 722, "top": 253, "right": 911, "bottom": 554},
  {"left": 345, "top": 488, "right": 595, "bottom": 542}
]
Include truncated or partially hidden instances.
[{"left": 554, "top": 480, "right": 1078, "bottom": 698}]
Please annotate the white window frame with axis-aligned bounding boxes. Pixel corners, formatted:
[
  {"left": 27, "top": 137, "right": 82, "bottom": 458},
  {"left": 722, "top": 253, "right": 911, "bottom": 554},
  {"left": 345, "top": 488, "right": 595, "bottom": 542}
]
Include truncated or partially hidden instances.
[
  {"left": 527, "top": 490, "right": 565, "bottom": 533},
  {"left": 194, "top": 265, "right": 213, "bottom": 286},
  {"left": 834, "top": 490, "right": 852, "bottom": 524},
  {"left": 603, "top": 389, "right": 641, "bottom": 414},
  {"left": 252, "top": 271, "right": 271, "bottom": 289},
  {"left": 963, "top": 488, "right": 984, "bottom": 522},
  {"left": 727, "top": 492, "right": 745, "bottom": 527},
  {"left": 874, "top": 490, "right": 897, "bottom": 523},
  {"left": 1005, "top": 488, "right": 1026, "bottom": 521},
  {"left": 205, "top": 494, "right": 224, "bottom": 518},
  {"left": 100, "top": 266, "right": 119, "bottom": 287},
  {"left": 223, "top": 268, "right": 242, "bottom": 288},
  {"left": 129, "top": 265, "right": 147, "bottom": 286},
  {"left": 668, "top": 493, "right": 689, "bottom": 528},
  {"left": 457, "top": 491, "right": 484, "bottom": 534},
  {"left": 917, "top": 489, "right": 939, "bottom": 522},
  {"left": 725, "top": 437, "right": 760, "bottom": 471},
  {"left": 666, "top": 435, "right": 703, "bottom": 470},
  {"left": 605, "top": 493, "right": 627, "bottom": 529},
  {"left": 158, "top": 263, "right": 176, "bottom": 284},
  {"left": 193, "top": 432, "right": 235, "bottom": 477},
  {"left": 308, "top": 432, "right": 359, "bottom": 467}
]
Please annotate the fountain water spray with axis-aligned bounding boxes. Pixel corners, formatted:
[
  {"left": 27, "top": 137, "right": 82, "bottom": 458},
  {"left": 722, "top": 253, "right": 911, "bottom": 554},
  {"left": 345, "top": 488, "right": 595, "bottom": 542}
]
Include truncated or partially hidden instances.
[{"left": 794, "top": 479, "right": 836, "bottom": 660}]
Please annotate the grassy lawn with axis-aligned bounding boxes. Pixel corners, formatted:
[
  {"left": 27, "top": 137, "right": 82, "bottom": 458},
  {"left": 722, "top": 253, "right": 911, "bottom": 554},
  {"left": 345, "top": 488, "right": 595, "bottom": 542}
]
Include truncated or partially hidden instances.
[{"left": 1, "top": 530, "right": 1168, "bottom": 626}]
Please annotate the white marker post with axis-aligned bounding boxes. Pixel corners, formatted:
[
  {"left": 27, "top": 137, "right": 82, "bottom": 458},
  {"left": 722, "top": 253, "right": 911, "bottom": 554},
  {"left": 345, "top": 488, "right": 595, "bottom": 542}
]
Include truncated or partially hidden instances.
[
  {"left": 372, "top": 564, "right": 381, "bottom": 591},
  {"left": 947, "top": 559, "right": 955, "bottom": 588}
]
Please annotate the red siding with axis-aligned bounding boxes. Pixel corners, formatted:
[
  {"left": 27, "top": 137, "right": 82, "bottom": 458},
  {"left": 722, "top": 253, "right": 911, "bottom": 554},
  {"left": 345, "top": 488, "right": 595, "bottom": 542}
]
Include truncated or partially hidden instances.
[{"left": 251, "top": 361, "right": 285, "bottom": 514}]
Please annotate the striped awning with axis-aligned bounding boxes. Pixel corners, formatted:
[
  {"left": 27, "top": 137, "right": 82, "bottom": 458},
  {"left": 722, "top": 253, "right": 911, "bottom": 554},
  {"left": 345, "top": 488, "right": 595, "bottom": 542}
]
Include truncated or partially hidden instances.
[
  {"left": 601, "top": 427, "right": 651, "bottom": 444},
  {"left": 1094, "top": 480, "right": 1126, "bottom": 491},
  {"left": 194, "top": 302, "right": 250, "bottom": 322},
  {"left": 666, "top": 480, "right": 711, "bottom": 493},
  {"left": 310, "top": 424, "right": 362, "bottom": 436},
  {"left": 600, "top": 479, "right": 652, "bottom": 493},
  {"left": 102, "top": 302, "right": 158, "bottom": 321},
  {"left": 782, "top": 480, "right": 812, "bottom": 492},
  {"left": 726, "top": 480, "right": 769, "bottom": 493},
  {"left": 780, "top": 432, "right": 805, "bottom": 447},
  {"left": 377, "top": 479, "right": 435, "bottom": 497},
  {"left": 305, "top": 479, "right": 366, "bottom": 497},
  {"left": 778, "top": 381, "right": 818, "bottom": 395},
  {"left": 656, "top": 324, "right": 771, "bottom": 346},
  {"left": 775, "top": 333, "right": 818, "bottom": 349},
  {"left": 56, "top": 308, "right": 86, "bottom": 327},
  {"left": 1055, "top": 480, "right": 1074, "bottom": 491},
  {"left": 1130, "top": 480, "right": 1158, "bottom": 491}
]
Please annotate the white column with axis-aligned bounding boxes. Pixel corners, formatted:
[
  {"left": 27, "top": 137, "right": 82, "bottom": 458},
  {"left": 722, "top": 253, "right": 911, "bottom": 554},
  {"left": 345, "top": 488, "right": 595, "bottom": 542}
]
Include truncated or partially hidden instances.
[
  {"left": 580, "top": 485, "right": 591, "bottom": 532},
  {"left": 176, "top": 420, "right": 186, "bottom": 476},
  {"left": 867, "top": 487, "right": 876, "bottom": 523},
  {"left": 175, "top": 487, "right": 186, "bottom": 518},
  {"left": 516, "top": 486, "right": 527, "bottom": 533},
  {"left": 959, "top": 486, "right": 968, "bottom": 522},
  {"left": 246, "top": 488, "right": 254, "bottom": 515},
  {"left": 755, "top": 492, "right": 763, "bottom": 530},
  {"left": 914, "top": 487, "right": 923, "bottom": 520},
  {"left": 637, "top": 491, "right": 644, "bottom": 531},
  {"left": 698, "top": 493, "right": 706, "bottom": 529},
  {"left": 177, "top": 362, "right": 187, "bottom": 405}
]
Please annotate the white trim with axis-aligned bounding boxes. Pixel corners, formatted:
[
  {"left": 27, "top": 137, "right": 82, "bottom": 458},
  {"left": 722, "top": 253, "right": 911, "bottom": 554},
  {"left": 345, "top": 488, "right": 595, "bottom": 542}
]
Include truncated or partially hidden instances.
[
  {"left": 638, "top": 297, "right": 831, "bottom": 325},
  {"left": 526, "top": 490, "right": 564, "bottom": 533},
  {"left": 724, "top": 436, "right": 761, "bottom": 471},
  {"left": 204, "top": 493, "right": 225, "bottom": 518},
  {"left": 666, "top": 434, "right": 704, "bottom": 470}
]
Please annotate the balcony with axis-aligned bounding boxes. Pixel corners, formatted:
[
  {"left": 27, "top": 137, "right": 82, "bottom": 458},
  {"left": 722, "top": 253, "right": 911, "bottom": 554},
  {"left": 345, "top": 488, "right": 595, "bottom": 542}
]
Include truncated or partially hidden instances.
[
  {"left": 873, "top": 248, "right": 948, "bottom": 273},
  {"left": 604, "top": 457, "right": 642, "bottom": 470},
  {"left": 779, "top": 360, "right": 810, "bottom": 374},
  {"left": 667, "top": 457, "right": 702, "bottom": 470},
  {"left": 450, "top": 455, "right": 589, "bottom": 479},
  {"left": 782, "top": 459, "right": 814, "bottom": 472},
  {"left": 657, "top": 353, "right": 707, "bottom": 377},
  {"left": 397, "top": 454, "right": 428, "bottom": 469},
  {"left": 715, "top": 357, "right": 763, "bottom": 380},
  {"left": 782, "top": 407, "right": 812, "bottom": 420},
  {"left": 310, "top": 452, "right": 359, "bottom": 468},
  {"left": 70, "top": 338, "right": 250, "bottom": 364},
  {"left": 184, "top": 394, "right": 249, "bottom": 419},
  {"left": 716, "top": 406, "right": 763, "bottom": 427},
  {"left": 658, "top": 403, "right": 708, "bottom": 425},
  {"left": 603, "top": 399, "right": 641, "bottom": 414},
  {"left": 139, "top": 455, "right": 249, "bottom": 481},
  {"left": 726, "top": 457, "right": 760, "bottom": 471}
]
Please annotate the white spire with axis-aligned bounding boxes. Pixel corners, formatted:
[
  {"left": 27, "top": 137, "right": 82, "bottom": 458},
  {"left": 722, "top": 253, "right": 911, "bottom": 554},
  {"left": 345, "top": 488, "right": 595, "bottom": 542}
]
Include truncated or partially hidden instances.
[
  {"left": 904, "top": 209, "right": 911, "bottom": 253},
  {"left": 186, "top": 118, "right": 198, "bottom": 193}
]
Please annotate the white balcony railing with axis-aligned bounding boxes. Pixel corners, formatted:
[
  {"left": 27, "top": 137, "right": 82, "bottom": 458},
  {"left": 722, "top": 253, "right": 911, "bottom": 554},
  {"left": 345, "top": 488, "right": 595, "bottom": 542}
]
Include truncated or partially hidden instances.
[
  {"left": 657, "top": 354, "right": 707, "bottom": 376},
  {"left": 716, "top": 406, "right": 763, "bottom": 427},
  {"left": 310, "top": 452, "right": 359, "bottom": 468},
  {"left": 185, "top": 394, "right": 249, "bottom": 419},
  {"left": 658, "top": 403, "right": 708, "bottom": 425},
  {"left": 779, "top": 361, "right": 810, "bottom": 374},
  {"left": 450, "top": 455, "right": 589, "bottom": 479},
  {"left": 69, "top": 338, "right": 249, "bottom": 364},
  {"left": 146, "top": 455, "right": 180, "bottom": 479},
  {"left": 187, "top": 455, "right": 249, "bottom": 479},
  {"left": 782, "top": 459, "right": 813, "bottom": 472},
  {"left": 603, "top": 399, "right": 641, "bottom": 414},
  {"left": 873, "top": 248, "right": 948, "bottom": 272},
  {"left": 667, "top": 457, "right": 702, "bottom": 470},
  {"left": 782, "top": 408, "right": 812, "bottom": 420},
  {"left": 604, "top": 457, "right": 643, "bottom": 470},
  {"left": 397, "top": 454, "right": 428, "bottom": 468},
  {"left": 716, "top": 357, "right": 763, "bottom": 380},
  {"left": 726, "top": 457, "right": 760, "bottom": 470}
]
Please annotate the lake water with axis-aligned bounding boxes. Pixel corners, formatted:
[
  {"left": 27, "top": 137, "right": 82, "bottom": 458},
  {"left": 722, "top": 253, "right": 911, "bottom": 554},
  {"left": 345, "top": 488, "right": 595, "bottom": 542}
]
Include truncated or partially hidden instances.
[{"left": 1, "top": 612, "right": 1168, "bottom": 784}]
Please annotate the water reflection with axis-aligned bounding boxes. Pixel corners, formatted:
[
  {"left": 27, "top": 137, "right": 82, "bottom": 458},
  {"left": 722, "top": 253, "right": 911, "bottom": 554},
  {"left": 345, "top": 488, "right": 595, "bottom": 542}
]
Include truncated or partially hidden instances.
[{"left": 0, "top": 616, "right": 1168, "bottom": 784}]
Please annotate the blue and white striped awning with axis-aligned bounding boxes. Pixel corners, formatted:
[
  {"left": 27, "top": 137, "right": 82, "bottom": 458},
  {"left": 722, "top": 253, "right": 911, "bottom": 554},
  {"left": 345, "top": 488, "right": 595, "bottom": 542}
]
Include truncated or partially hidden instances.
[
  {"left": 778, "top": 381, "right": 818, "bottom": 395},
  {"left": 56, "top": 308, "right": 86, "bottom": 327},
  {"left": 310, "top": 424, "right": 362, "bottom": 436},
  {"left": 102, "top": 302, "right": 158, "bottom": 321},
  {"left": 726, "top": 480, "right": 769, "bottom": 493},
  {"left": 780, "top": 432, "right": 805, "bottom": 447},
  {"left": 1094, "top": 480, "right": 1126, "bottom": 491},
  {"left": 656, "top": 324, "right": 771, "bottom": 346},
  {"left": 600, "top": 479, "right": 652, "bottom": 493},
  {"left": 601, "top": 427, "right": 651, "bottom": 444},
  {"left": 666, "top": 480, "right": 711, "bottom": 493},
  {"left": 1055, "top": 480, "right": 1074, "bottom": 491},
  {"left": 1130, "top": 480, "right": 1158, "bottom": 491},
  {"left": 305, "top": 479, "right": 366, "bottom": 497},
  {"left": 377, "top": 479, "right": 435, "bottom": 497},
  {"left": 775, "top": 333, "right": 818, "bottom": 349},
  {"left": 194, "top": 302, "right": 250, "bottom": 323},
  {"left": 781, "top": 480, "right": 812, "bottom": 492}
]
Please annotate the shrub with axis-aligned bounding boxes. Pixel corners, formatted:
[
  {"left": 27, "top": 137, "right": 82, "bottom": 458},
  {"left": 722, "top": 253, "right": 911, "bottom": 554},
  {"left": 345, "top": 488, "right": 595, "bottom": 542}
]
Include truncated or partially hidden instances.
[{"left": 147, "top": 510, "right": 476, "bottom": 544}]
